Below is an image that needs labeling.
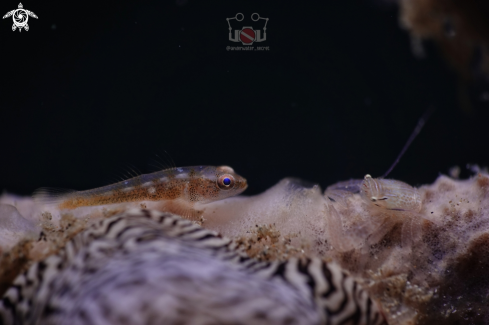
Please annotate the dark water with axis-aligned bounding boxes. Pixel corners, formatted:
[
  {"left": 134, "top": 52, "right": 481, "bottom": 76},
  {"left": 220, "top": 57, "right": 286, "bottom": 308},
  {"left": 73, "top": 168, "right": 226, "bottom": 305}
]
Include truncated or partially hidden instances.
[{"left": 1, "top": 0, "right": 488, "bottom": 196}]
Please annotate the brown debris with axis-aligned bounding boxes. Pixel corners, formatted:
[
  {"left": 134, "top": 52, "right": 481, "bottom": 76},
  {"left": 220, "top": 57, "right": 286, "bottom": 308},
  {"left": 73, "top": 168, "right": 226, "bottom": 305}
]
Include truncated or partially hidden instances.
[
  {"left": 400, "top": 0, "right": 489, "bottom": 78},
  {"left": 0, "top": 212, "right": 91, "bottom": 296},
  {"left": 0, "top": 240, "right": 34, "bottom": 297},
  {"left": 234, "top": 224, "right": 305, "bottom": 261},
  {"left": 398, "top": 0, "right": 489, "bottom": 111}
]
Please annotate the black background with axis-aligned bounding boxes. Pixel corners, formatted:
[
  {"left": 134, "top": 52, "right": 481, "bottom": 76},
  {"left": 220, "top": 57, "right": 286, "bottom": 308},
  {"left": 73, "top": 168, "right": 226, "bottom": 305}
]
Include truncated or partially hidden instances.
[{"left": 1, "top": 0, "right": 488, "bottom": 196}]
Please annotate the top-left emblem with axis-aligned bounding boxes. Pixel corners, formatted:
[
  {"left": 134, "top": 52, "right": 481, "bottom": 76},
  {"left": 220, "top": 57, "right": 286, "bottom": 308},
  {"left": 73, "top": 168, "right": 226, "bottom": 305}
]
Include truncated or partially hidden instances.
[{"left": 3, "top": 3, "right": 38, "bottom": 32}]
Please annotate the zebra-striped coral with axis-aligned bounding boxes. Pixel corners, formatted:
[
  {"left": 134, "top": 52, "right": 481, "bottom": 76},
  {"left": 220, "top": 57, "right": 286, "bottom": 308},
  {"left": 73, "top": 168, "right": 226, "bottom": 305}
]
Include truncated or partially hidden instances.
[{"left": 0, "top": 209, "right": 386, "bottom": 325}]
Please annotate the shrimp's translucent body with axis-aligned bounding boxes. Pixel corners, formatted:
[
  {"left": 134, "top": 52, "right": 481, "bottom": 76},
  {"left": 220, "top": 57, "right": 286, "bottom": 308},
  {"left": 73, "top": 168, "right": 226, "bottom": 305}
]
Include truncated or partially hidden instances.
[
  {"left": 360, "top": 174, "right": 422, "bottom": 212},
  {"left": 358, "top": 174, "right": 426, "bottom": 248},
  {"left": 325, "top": 174, "right": 430, "bottom": 250}
]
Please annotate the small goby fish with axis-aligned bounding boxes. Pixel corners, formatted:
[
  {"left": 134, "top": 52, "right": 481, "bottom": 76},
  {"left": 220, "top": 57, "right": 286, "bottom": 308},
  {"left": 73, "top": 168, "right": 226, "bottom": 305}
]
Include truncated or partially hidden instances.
[{"left": 33, "top": 166, "right": 247, "bottom": 220}]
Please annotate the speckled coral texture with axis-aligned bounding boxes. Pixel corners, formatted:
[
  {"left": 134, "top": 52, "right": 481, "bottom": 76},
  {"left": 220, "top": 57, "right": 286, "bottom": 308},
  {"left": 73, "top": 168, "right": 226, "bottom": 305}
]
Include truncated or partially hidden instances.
[
  {"left": 201, "top": 173, "right": 489, "bottom": 325},
  {"left": 1, "top": 172, "right": 489, "bottom": 324}
]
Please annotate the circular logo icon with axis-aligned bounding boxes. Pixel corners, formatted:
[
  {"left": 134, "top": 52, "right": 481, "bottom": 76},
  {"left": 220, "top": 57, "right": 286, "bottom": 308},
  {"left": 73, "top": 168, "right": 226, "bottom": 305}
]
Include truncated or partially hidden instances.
[
  {"left": 240, "top": 28, "right": 255, "bottom": 44},
  {"left": 13, "top": 9, "right": 27, "bottom": 27}
]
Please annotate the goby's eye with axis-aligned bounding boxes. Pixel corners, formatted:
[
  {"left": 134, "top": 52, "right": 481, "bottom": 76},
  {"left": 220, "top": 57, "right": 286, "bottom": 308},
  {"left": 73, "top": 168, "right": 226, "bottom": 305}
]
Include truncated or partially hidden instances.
[{"left": 218, "top": 174, "right": 235, "bottom": 190}]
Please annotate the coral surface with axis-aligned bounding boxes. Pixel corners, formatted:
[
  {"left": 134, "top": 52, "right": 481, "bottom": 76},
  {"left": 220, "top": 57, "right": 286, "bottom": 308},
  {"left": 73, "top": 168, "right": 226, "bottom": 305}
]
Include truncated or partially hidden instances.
[
  {"left": 0, "top": 209, "right": 385, "bottom": 325},
  {"left": 1, "top": 171, "right": 489, "bottom": 324},
  {"left": 201, "top": 172, "right": 489, "bottom": 325}
]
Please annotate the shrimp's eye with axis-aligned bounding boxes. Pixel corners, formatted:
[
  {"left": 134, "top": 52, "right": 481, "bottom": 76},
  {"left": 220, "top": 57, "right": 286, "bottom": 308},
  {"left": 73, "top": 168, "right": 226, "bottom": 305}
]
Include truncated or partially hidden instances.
[{"left": 217, "top": 174, "right": 235, "bottom": 190}]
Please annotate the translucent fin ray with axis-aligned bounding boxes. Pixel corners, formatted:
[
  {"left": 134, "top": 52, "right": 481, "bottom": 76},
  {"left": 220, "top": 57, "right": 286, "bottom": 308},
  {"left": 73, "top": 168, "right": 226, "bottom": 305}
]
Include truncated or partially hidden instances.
[
  {"left": 32, "top": 187, "right": 76, "bottom": 206},
  {"left": 149, "top": 150, "right": 177, "bottom": 173}
]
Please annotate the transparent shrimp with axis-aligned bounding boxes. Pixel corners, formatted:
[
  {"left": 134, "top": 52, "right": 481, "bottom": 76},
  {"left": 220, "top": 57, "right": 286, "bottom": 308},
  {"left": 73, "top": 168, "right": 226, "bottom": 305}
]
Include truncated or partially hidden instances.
[
  {"left": 324, "top": 108, "right": 436, "bottom": 250},
  {"left": 359, "top": 174, "right": 424, "bottom": 248},
  {"left": 325, "top": 174, "right": 431, "bottom": 250}
]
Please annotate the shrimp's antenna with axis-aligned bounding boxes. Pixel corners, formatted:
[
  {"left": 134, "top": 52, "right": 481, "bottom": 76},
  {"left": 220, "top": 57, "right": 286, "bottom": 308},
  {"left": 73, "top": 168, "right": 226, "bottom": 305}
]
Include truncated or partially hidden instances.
[{"left": 382, "top": 106, "right": 436, "bottom": 178}]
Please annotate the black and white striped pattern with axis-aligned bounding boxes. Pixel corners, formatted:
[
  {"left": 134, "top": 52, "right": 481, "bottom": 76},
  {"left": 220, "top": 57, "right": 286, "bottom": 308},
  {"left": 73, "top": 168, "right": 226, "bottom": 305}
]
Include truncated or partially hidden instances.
[{"left": 0, "top": 209, "right": 387, "bottom": 325}]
